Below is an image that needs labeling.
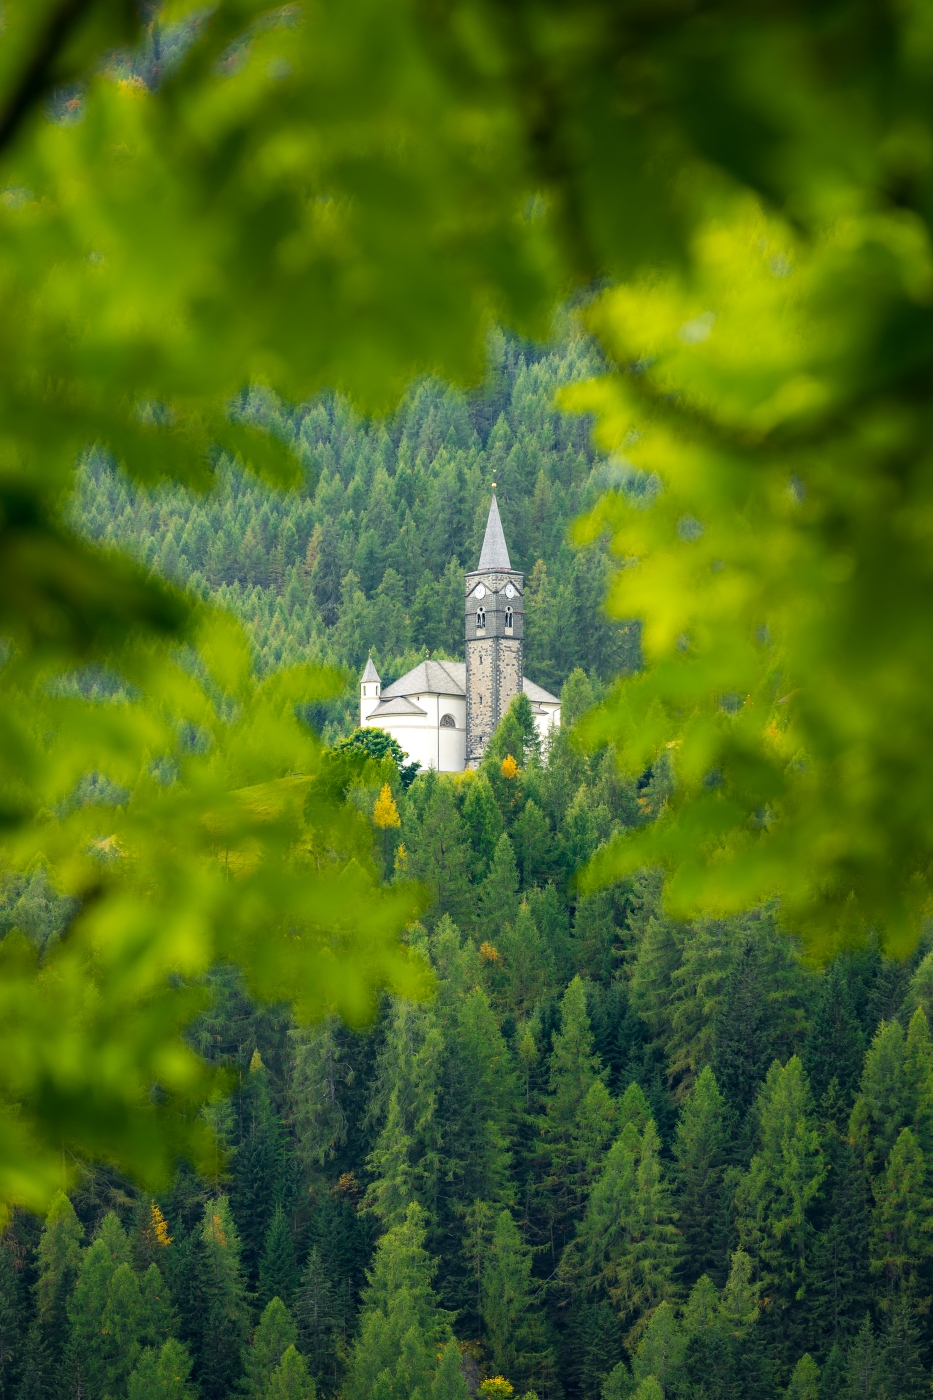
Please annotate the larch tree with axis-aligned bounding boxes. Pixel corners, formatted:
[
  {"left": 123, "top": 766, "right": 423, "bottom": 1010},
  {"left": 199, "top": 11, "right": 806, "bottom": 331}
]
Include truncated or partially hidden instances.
[
  {"left": 365, "top": 998, "right": 445, "bottom": 1229},
  {"left": 735, "top": 1058, "right": 826, "bottom": 1334},
  {"left": 850, "top": 1021, "right": 912, "bottom": 1179},
  {"left": 196, "top": 1198, "right": 250, "bottom": 1400},
  {"left": 607, "top": 1120, "right": 682, "bottom": 1340},
  {"left": 242, "top": 1297, "right": 299, "bottom": 1400},
  {"left": 264, "top": 1345, "right": 317, "bottom": 1400},
  {"left": 127, "top": 1339, "right": 198, "bottom": 1400},
  {"left": 101, "top": 1263, "right": 147, "bottom": 1397},
  {"left": 429, "top": 1340, "right": 469, "bottom": 1400},
  {"left": 67, "top": 1238, "right": 124, "bottom": 1400},
  {"left": 481, "top": 1210, "right": 549, "bottom": 1390},
  {"left": 868, "top": 1127, "right": 933, "bottom": 1312},
  {"left": 343, "top": 1203, "right": 452, "bottom": 1400}
]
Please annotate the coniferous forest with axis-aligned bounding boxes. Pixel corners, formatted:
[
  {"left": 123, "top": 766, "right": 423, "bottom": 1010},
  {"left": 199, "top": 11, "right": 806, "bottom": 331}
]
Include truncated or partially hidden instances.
[
  {"left": 70, "top": 330, "right": 638, "bottom": 739},
  {"left": 1, "top": 343, "right": 931, "bottom": 1400}
]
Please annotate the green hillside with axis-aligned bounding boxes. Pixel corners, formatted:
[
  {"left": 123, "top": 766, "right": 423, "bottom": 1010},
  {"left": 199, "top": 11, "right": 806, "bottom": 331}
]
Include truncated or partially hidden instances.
[{"left": 72, "top": 331, "right": 638, "bottom": 740}]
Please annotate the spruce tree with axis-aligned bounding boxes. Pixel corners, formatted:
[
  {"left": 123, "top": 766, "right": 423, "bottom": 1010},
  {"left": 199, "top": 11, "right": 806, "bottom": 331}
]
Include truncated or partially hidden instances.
[
  {"left": 819, "top": 1344, "right": 845, "bottom": 1399},
  {"left": 163, "top": 1221, "right": 201, "bottom": 1368},
  {"left": 260, "top": 1206, "right": 300, "bottom": 1309},
  {"left": 802, "top": 960, "right": 865, "bottom": 1111},
  {"left": 673, "top": 1065, "right": 729, "bottom": 1284},
  {"left": 904, "top": 1005, "right": 933, "bottom": 1163},
  {"left": 512, "top": 800, "right": 552, "bottom": 889},
  {"left": 0, "top": 1244, "right": 22, "bottom": 1400},
  {"left": 711, "top": 932, "right": 802, "bottom": 1123},
  {"left": 571, "top": 1124, "right": 639, "bottom": 1298},
  {"left": 842, "top": 1315, "right": 885, "bottom": 1399},
  {"left": 475, "top": 834, "right": 520, "bottom": 943},
  {"left": 679, "top": 1276, "right": 741, "bottom": 1400},
  {"left": 139, "top": 1263, "right": 176, "bottom": 1350},
  {"left": 196, "top": 1197, "right": 250, "bottom": 1400},
  {"left": 540, "top": 976, "right": 606, "bottom": 1251},
  {"left": 233, "top": 1053, "right": 285, "bottom": 1286},
  {"left": 573, "top": 891, "right": 621, "bottom": 987},
  {"left": 461, "top": 775, "right": 504, "bottom": 875},
  {"left": 879, "top": 1295, "right": 929, "bottom": 1400},
  {"left": 294, "top": 1247, "right": 340, "bottom": 1394},
  {"left": 576, "top": 1298, "right": 624, "bottom": 1399},
  {"left": 808, "top": 1125, "right": 871, "bottom": 1349},
  {"left": 406, "top": 780, "right": 473, "bottom": 924},
  {"left": 498, "top": 902, "right": 554, "bottom": 1019},
  {"left": 436, "top": 986, "right": 517, "bottom": 1319}
]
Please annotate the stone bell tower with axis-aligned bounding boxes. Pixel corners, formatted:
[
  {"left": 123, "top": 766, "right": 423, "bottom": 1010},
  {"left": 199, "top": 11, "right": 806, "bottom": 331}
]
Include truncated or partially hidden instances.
[{"left": 465, "top": 492, "right": 523, "bottom": 767}]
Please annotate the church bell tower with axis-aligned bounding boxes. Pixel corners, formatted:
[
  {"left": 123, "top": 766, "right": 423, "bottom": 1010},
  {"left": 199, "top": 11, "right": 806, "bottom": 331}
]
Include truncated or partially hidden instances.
[{"left": 465, "top": 491, "right": 523, "bottom": 767}]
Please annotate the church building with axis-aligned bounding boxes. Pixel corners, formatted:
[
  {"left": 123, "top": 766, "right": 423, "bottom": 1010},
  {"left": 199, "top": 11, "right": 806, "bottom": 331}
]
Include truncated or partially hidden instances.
[{"left": 359, "top": 493, "right": 561, "bottom": 772}]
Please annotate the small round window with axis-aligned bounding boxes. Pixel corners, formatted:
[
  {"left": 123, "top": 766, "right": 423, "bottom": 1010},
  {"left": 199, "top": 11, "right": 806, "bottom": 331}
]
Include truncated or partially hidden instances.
[{"left": 440, "top": 713, "right": 456, "bottom": 728}]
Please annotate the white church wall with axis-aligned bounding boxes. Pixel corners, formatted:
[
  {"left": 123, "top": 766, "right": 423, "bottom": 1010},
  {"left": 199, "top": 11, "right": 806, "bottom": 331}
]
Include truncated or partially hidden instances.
[
  {"left": 375, "top": 716, "right": 438, "bottom": 774},
  {"left": 438, "top": 724, "right": 466, "bottom": 772},
  {"left": 533, "top": 705, "right": 561, "bottom": 750},
  {"left": 360, "top": 681, "right": 381, "bottom": 726}
]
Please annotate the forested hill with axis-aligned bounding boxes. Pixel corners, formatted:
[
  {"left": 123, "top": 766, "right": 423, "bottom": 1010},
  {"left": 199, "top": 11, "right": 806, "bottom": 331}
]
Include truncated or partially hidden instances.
[
  {"left": 72, "top": 331, "right": 638, "bottom": 739},
  {"left": 4, "top": 698, "right": 933, "bottom": 1400},
  {"left": 17, "top": 332, "right": 925, "bottom": 1400}
]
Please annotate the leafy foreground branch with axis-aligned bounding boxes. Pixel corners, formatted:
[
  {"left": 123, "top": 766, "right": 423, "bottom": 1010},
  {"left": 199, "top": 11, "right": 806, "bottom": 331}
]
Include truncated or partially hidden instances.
[
  {"left": 3, "top": 0, "right": 933, "bottom": 1198},
  {"left": 0, "top": 609, "right": 426, "bottom": 1208}
]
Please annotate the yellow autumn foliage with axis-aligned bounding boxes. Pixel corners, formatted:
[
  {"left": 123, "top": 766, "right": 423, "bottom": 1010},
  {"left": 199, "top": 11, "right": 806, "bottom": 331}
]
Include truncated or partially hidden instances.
[{"left": 373, "top": 784, "right": 402, "bottom": 831}]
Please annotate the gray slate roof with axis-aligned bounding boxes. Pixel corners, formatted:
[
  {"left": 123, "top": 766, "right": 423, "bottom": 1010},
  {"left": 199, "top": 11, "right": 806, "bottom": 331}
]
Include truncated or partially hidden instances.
[
  {"left": 523, "top": 677, "right": 560, "bottom": 704},
  {"left": 382, "top": 659, "right": 465, "bottom": 698},
  {"left": 368, "top": 695, "right": 427, "bottom": 718},
  {"left": 361, "top": 655, "right": 381, "bottom": 683},
  {"left": 477, "top": 495, "right": 512, "bottom": 571},
  {"left": 380, "top": 657, "right": 559, "bottom": 707}
]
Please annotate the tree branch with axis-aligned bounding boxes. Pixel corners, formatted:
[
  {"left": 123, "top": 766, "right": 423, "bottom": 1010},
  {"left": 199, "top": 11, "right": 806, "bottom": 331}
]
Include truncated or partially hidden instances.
[{"left": 0, "top": 0, "right": 99, "bottom": 157}]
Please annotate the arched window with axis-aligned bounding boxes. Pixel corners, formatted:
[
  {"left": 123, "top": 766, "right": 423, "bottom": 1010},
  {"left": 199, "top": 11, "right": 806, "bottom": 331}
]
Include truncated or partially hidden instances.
[
  {"left": 440, "top": 713, "right": 456, "bottom": 729},
  {"left": 476, "top": 608, "right": 486, "bottom": 629},
  {"left": 505, "top": 607, "right": 513, "bottom": 630}
]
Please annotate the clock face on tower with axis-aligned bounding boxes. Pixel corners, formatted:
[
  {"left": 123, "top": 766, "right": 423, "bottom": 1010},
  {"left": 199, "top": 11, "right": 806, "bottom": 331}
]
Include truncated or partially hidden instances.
[
  {"left": 505, "top": 583, "right": 515, "bottom": 598},
  {"left": 474, "top": 584, "right": 486, "bottom": 599}
]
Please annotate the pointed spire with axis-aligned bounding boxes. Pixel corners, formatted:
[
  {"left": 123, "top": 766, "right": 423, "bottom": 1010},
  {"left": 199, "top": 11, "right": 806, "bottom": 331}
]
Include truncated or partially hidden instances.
[
  {"left": 361, "top": 654, "right": 380, "bottom": 683},
  {"left": 477, "top": 492, "right": 511, "bottom": 571}
]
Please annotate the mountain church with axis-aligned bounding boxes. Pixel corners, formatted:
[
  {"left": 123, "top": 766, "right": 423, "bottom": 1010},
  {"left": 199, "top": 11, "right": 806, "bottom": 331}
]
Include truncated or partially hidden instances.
[{"left": 359, "top": 493, "right": 561, "bottom": 772}]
